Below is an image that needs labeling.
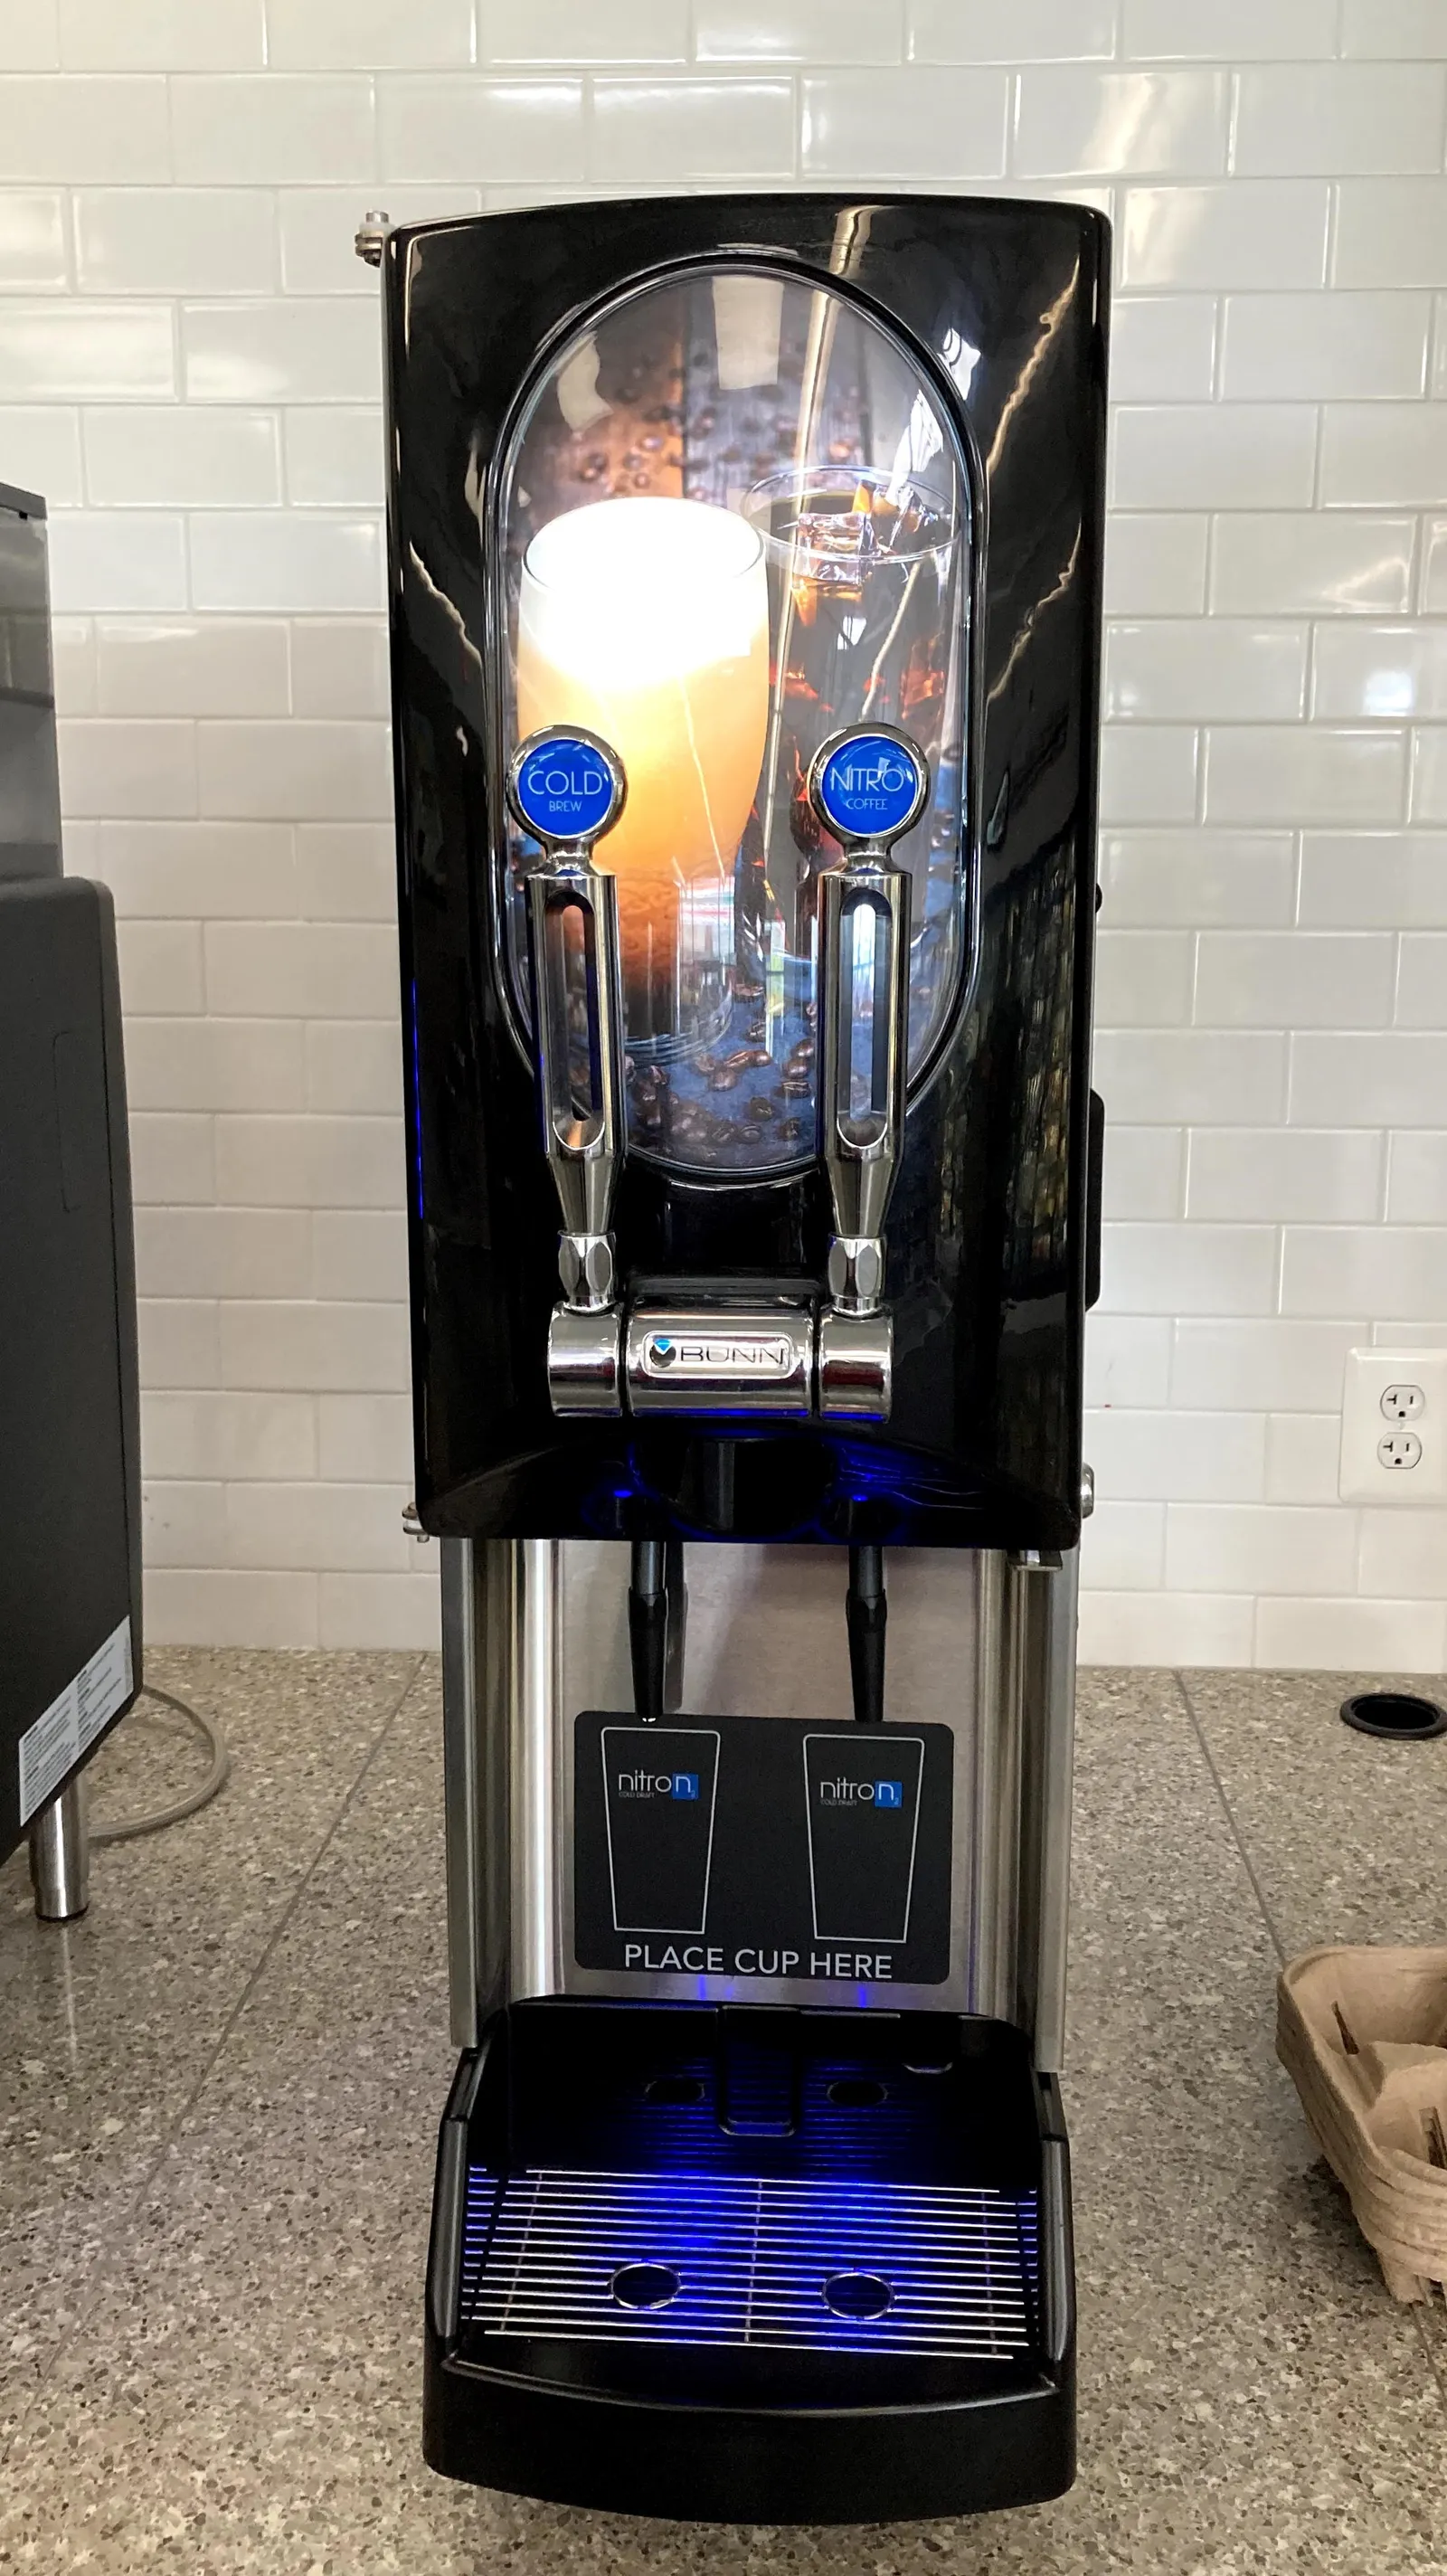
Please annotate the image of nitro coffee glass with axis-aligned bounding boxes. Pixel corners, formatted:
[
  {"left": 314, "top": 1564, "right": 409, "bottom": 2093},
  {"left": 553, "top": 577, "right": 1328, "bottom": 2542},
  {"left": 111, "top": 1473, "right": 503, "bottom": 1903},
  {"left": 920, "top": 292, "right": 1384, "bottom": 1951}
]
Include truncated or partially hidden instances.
[
  {"left": 739, "top": 466, "right": 958, "bottom": 971},
  {"left": 600, "top": 1726, "right": 722, "bottom": 1937},
  {"left": 802, "top": 1731, "right": 925, "bottom": 1946}
]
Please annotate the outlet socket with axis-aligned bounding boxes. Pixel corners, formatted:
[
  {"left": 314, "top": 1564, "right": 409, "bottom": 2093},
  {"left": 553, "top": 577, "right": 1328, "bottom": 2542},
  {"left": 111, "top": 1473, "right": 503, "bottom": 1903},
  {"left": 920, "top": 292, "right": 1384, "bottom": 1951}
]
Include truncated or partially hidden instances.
[
  {"left": 1340, "top": 1350, "right": 1447, "bottom": 1504},
  {"left": 1378, "top": 1429, "right": 1423, "bottom": 1471},
  {"left": 1381, "top": 1383, "right": 1425, "bottom": 1422}
]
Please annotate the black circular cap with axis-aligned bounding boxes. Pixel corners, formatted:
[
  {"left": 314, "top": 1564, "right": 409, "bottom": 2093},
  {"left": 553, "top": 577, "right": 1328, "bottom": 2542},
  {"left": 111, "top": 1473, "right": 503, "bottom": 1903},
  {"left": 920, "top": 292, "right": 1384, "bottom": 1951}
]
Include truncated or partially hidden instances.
[
  {"left": 610, "top": 2262, "right": 681, "bottom": 2310},
  {"left": 1340, "top": 1690, "right": 1447, "bottom": 1741},
  {"left": 823, "top": 2271, "right": 893, "bottom": 2320}
]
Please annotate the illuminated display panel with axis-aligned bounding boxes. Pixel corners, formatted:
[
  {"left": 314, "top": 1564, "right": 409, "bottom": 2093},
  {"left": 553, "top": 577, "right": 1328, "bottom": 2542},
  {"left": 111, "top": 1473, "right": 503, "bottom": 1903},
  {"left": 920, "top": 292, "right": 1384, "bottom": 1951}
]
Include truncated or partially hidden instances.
[{"left": 495, "top": 266, "right": 973, "bottom": 1177}]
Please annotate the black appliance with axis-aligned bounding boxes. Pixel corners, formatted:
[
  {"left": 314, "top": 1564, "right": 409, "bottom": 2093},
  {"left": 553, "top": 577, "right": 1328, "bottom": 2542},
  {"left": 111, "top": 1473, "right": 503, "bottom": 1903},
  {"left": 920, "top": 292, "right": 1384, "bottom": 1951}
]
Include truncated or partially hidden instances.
[{"left": 0, "top": 481, "right": 142, "bottom": 1868}]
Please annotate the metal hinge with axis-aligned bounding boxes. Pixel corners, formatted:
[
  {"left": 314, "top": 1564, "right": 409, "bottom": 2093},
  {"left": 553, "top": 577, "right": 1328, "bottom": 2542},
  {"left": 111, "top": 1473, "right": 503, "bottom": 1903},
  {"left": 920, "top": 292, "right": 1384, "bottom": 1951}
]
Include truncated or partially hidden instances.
[{"left": 355, "top": 209, "right": 392, "bottom": 268}]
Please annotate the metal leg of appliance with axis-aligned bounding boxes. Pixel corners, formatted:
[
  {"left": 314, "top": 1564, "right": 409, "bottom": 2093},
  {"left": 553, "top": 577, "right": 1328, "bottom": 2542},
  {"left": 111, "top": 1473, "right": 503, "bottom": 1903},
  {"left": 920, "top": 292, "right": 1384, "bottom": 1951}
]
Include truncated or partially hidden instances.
[{"left": 28, "top": 1772, "right": 90, "bottom": 1922}]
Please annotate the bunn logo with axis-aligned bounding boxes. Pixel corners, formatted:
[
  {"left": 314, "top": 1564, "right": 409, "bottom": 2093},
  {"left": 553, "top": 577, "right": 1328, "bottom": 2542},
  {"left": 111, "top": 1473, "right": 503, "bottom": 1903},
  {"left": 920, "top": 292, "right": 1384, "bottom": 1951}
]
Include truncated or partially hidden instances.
[
  {"left": 818, "top": 1778, "right": 903, "bottom": 1807},
  {"left": 645, "top": 1332, "right": 792, "bottom": 1377},
  {"left": 616, "top": 1769, "right": 699, "bottom": 1801}
]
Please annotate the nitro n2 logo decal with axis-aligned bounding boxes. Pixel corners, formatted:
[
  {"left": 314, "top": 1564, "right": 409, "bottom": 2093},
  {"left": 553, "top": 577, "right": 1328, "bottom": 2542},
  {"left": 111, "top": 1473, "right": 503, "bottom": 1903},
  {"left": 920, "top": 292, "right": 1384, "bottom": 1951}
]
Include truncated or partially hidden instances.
[{"left": 600, "top": 1728, "right": 720, "bottom": 1937}]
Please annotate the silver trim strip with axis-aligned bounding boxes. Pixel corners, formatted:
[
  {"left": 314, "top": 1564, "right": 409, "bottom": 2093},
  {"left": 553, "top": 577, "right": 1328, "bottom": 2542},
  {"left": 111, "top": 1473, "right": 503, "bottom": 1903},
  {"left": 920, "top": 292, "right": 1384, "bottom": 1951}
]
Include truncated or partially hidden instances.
[
  {"left": 1025, "top": 1550, "right": 1079, "bottom": 2075},
  {"left": 509, "top": 1537, "right": 563, "bottom": 2002},
  {"left": 441, "top": 1536, "right": 485, "bottom": 2047}
]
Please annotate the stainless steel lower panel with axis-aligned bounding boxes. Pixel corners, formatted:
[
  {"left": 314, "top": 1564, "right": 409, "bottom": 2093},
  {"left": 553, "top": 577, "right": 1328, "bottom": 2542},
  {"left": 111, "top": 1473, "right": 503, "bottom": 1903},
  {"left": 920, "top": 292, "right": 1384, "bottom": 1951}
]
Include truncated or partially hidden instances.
[{"left": 442, "top": 1536, "right": 1077, "bottom": 2056}]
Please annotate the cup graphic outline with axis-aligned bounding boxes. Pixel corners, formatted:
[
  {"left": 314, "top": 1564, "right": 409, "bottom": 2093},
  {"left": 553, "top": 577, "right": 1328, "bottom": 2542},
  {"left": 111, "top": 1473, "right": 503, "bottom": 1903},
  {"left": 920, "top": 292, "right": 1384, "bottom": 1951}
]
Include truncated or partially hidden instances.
[
  {"left": 802, "top": 1732, "right": 926, "bottom": 1946},
  {"left": 601, "top": 1725, "right": 722, "bottom": 1937}
]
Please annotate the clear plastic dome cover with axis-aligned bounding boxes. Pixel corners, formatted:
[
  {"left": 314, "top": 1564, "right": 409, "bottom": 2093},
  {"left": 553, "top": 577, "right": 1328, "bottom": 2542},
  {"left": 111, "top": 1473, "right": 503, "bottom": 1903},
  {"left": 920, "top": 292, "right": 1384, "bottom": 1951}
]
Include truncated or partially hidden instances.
[{"left": 494, "top": 265, "right": 973, "bottom": 1176}]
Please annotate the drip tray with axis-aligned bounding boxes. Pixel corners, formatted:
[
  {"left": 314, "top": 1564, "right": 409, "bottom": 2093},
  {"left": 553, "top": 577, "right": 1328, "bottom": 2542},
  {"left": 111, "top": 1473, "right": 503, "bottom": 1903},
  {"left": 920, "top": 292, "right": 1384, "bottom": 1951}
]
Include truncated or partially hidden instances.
[
  {"left": 466, "top": 2165, "right": 1035, "bottom": 2359},
  {"left": 425, "top": 2001, "right": 1075, "bottom": 2522}
]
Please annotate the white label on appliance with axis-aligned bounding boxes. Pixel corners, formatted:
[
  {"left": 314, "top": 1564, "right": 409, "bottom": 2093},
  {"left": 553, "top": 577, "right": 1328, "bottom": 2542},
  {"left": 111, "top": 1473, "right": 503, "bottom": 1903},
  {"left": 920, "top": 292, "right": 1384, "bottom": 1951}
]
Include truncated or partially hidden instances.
[{"left": 18, "top": 1616, "right": 133, "bottom": 1825}]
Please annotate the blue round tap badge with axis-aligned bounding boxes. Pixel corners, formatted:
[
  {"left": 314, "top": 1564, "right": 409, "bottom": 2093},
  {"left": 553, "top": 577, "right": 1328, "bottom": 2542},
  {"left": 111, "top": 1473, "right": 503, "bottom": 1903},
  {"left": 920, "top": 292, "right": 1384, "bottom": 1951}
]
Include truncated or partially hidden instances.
[
  {"left": 809, "top": 725, "right": 930, "bottom": 849},
  {"left": 507, "top": 728, "right": 625, "bottom": 847}
]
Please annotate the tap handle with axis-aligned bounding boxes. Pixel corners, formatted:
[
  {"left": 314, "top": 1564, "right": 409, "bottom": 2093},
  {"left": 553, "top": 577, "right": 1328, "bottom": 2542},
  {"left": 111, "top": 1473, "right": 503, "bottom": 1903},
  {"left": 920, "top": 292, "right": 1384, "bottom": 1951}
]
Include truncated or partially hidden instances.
[
  {"left": 809, "top": 725, "right": 928, "bottom": 1303},
  {"left": 507, "top": 727, "right": 628, "bottom": 1309}
]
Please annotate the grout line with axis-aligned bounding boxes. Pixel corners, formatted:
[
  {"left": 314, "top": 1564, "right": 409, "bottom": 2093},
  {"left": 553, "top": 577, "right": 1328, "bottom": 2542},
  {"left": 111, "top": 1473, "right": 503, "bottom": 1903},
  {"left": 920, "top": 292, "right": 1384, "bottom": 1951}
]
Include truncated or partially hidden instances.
[
  {"left": 3, "top": 1647, "right": 428, "bottom": 2429},
  {"left": 1172, "top": 1665, "right": 1288, "bottom": 1968}
]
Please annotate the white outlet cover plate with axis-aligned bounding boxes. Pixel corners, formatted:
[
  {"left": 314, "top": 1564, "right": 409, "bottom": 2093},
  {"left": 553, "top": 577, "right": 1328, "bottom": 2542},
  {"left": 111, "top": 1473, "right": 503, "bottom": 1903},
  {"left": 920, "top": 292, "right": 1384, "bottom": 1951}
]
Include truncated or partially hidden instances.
[{"left": 1339, "top": 1348, "right": 1447, "bottom": 1504}]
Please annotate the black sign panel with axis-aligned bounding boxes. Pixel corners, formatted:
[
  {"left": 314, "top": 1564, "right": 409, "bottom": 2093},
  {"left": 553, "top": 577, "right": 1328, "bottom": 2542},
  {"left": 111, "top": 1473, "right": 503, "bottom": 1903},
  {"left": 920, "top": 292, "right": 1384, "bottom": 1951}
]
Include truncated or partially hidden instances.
[{"left": 574, "top": 1711, "right": 953, "bottom": 1987}]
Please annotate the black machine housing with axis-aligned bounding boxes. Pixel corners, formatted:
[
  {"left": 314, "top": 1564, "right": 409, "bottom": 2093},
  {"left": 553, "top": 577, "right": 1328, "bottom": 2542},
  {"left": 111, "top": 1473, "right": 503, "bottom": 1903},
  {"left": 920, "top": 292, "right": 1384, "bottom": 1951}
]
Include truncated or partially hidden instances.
[
  {"left": 0, "top": 483, "right": 141, "bottom": 1865},
  {"left": 385, "top": 193, "right": 1108, "bottom": 1561}
]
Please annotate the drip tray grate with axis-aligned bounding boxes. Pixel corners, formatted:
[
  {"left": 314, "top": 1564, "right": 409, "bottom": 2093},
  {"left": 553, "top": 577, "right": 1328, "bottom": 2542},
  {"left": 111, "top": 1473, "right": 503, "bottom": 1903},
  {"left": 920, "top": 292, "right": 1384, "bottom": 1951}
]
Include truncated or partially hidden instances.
[{"left": 464, "top": 2166, "right": 1036, "bottom": 2357}]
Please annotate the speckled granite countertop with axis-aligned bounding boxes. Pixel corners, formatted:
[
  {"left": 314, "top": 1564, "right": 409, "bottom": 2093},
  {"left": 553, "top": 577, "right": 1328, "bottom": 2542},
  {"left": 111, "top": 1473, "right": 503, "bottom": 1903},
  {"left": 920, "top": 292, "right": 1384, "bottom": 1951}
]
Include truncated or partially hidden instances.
[{"left": 2, "top": 1648, "right": 1445, "bottom": 2573}]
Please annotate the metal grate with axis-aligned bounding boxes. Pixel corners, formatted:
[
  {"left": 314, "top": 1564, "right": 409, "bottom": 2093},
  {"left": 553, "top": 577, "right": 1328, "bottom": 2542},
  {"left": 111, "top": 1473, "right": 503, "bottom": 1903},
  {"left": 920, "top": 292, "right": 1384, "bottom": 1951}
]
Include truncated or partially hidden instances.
[
  {"left": 464, "top": 2165, "right": 1036, "bottom": 2358},
  {"left": 459, "top": 2170, "right": 500, "bottom": 2328}
]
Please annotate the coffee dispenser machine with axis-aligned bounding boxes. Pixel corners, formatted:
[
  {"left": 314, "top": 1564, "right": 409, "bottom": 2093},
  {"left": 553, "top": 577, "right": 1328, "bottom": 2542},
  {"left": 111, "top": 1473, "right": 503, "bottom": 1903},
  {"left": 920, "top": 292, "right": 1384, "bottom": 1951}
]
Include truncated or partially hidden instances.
[{"left": 374, "top": 193, "right": 1107, "bottom": 2524}]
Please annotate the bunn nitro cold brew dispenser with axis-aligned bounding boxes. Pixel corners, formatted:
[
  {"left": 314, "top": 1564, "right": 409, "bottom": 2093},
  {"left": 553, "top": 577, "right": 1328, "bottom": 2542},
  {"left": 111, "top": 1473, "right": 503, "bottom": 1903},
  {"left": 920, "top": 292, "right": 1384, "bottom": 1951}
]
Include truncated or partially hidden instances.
[{"left": 376, "top": 194, "right": 1107, "bottom": 2523}]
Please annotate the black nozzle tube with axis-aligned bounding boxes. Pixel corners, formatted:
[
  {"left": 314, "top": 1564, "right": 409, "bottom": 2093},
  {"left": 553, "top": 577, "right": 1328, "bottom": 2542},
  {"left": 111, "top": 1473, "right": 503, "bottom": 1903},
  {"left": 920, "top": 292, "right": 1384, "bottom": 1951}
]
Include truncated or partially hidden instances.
[
  {"left": 846, "top": 1544, "right": 886, "bottom": 1727},
  {"left": 629, "top": 1537, "right": 668, "bottom": 1722},
  {"left": 663, "top": 1538, "right": 687, "bottom": 1715}
]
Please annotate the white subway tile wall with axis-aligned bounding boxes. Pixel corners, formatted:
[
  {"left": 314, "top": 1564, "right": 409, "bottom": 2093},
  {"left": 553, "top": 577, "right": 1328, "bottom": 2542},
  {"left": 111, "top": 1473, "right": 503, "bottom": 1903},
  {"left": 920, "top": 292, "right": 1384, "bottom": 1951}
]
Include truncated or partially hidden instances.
[{"left": 0, "top": 5, "right": 1442, "bottom": 1662}]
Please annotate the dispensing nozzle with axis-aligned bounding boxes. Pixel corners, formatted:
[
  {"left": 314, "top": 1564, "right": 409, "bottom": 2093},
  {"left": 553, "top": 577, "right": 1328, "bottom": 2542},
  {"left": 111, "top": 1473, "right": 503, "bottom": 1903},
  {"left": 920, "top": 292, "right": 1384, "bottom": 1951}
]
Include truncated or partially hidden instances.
[
  {"left": 808, "top": 724, "right": 929, "bottom": 1417},
  {"left": 506, "top": 727, "right": 628, "bottom": 1331}
]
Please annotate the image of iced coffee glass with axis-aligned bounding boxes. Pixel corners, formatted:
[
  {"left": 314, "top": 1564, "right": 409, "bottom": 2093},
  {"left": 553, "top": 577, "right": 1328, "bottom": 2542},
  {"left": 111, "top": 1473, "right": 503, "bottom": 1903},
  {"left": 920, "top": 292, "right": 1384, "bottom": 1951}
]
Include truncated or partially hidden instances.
[{"left": 516, "top": 495, "right": 770, "bottom": 1039}]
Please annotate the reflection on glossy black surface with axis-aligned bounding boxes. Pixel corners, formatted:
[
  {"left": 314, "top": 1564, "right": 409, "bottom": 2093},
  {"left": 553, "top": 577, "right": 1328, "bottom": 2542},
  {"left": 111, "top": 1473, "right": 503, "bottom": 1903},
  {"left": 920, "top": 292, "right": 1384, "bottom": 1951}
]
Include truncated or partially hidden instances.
[{"left": 384, "top": 194, "right": 1108, "bottom": 1548}]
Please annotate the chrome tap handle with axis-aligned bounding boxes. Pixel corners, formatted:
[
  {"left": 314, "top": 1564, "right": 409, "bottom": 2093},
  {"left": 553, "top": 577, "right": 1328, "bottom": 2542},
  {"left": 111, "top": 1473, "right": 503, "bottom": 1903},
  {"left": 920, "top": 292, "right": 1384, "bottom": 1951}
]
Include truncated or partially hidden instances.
[
  {"left": 506, "top": 727, "right": 627, "bottom": 1312},
  {"left": 809, "top": 724, "right": 929, "bottom": 1317}
]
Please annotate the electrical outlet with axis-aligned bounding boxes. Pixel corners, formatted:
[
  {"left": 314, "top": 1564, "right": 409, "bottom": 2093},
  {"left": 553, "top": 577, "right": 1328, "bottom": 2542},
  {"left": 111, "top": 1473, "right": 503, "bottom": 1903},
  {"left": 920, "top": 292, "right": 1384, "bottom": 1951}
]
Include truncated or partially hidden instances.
[
  {"left": 1339, "top": 1350, "right": 1447, "bottom": 1504},
  {"left": 1378, "top": 1429, "right": 1423, "bottom": 1471},
  {"left": 1381, "top": 1383, "right": 1425, "bottom": 1422}
]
